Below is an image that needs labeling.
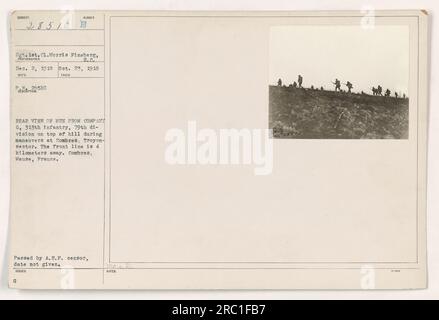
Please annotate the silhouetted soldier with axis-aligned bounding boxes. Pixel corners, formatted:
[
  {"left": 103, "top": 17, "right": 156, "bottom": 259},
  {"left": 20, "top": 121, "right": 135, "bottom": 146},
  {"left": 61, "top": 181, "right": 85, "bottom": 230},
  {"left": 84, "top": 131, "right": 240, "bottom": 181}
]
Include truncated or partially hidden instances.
[
  {"left": 377, "top": 85, "right": 383, "bottom": 96},
  {"left": 333, "top": 79, "right": 341, "bottom": 92},
  {"left": 277, "top": 78, "right": 282, "bottom": 87},
  {"left": 385, "top": 89, "right": 391, "bottom": 97},
  {"left": 403, "top": 93, "right": 406, "bottom": 99},
  {"left": 311, "top": 85, "right": 314, "bottom": 90},
  {"left": 321, "top": 86, "right": 324, "bottom": 91},
  {"left": 292, "top": 81, "right": 297, "bottom": 88},
  {"left": 298, "top": 75, "right": 303, "bottom": 88},
  {"left": 395, "top": 92, "right": 399, "bottom": 99},
  {"left": 345, "top": 81, "right": 353, "bottom": 93}
]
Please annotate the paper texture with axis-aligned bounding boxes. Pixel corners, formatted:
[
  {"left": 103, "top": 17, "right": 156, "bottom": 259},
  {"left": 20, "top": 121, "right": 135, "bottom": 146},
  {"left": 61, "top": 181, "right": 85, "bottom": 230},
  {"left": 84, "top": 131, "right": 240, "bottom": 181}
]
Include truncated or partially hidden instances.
[{"left": 8, "top": 10, "right": 428, "bottom": 289}]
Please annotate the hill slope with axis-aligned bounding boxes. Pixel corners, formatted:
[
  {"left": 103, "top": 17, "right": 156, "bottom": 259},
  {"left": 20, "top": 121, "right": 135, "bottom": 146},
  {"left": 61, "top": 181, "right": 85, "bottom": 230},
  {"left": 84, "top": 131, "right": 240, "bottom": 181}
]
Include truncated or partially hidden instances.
[{"left": 269, "top": 86, "right": 409, "bottom": 139}]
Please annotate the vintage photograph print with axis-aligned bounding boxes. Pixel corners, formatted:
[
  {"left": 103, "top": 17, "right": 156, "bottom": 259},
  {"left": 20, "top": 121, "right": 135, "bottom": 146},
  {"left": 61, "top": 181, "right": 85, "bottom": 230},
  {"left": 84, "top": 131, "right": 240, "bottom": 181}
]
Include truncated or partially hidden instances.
[{"left": 269, "top": 26, "right": 409, "bottom": 139}]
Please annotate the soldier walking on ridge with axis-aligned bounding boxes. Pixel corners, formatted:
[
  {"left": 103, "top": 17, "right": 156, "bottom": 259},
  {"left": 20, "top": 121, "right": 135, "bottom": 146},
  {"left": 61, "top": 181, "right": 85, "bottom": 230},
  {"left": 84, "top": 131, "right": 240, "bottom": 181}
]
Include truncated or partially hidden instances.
[
  {"left": 385, "top": 89, "right": 391, "bottom": 97},
  {"left": 333, "top": 78, "right": 341, "bottom": 92},
  {"left": 377, "top": 85, "right": 383, "bottom": 96},
  {"left": 298, "top": 75, "right": 303, "bottom": 88},
  {"left": 345, "top": 81, "right": 353, "bottom": 93},
  {"left": 277, "top": 78, "right": 282, "bottom": 87},
  {"left": 395, "top": 92, "right": 399, "bottom": 99}
]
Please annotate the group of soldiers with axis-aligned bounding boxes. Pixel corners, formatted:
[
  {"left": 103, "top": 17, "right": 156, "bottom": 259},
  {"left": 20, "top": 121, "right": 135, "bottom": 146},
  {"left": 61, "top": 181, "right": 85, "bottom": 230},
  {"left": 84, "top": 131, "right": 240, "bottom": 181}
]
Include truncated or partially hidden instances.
[
  {"left": 278, "top": 75, "right": 303, "bottom": 89},
  {"left": 332, "top": 78, "right": 353, "bottom": 93},
  {"left": 277, "top": 75, "right": 405, "bottom": 99},
  {"left": 371, "top": 85, "right": 405, "bottom": 99}
]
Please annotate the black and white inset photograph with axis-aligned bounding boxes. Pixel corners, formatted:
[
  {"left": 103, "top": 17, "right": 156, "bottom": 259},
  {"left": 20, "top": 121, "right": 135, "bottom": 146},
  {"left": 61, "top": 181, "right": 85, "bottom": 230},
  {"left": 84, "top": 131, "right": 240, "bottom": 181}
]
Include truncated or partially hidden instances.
[{"left": 269, "top": 26, "right": 409, "bottom": 139}]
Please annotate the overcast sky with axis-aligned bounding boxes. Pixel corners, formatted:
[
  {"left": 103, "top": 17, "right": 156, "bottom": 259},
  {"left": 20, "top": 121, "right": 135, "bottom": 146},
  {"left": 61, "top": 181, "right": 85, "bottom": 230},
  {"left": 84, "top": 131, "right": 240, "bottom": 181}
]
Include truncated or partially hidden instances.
[{"left": 269, "top": 25, "right": 409, "bottom": 95}]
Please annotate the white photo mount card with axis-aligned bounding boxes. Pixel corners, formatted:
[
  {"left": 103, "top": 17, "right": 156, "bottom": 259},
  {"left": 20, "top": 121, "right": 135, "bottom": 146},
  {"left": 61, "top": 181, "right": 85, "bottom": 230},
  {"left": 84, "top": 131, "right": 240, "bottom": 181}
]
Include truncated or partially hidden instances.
[{"left": 9, "top": 10, "right": 428, "bottom": 289}]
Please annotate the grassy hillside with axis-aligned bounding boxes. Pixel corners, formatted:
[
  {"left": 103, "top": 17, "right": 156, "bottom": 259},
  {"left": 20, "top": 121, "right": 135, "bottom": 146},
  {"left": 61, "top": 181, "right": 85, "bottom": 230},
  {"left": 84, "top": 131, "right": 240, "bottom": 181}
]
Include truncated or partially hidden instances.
[{"left": 269, "top": 86, "right": 409, "bottom": 139}]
